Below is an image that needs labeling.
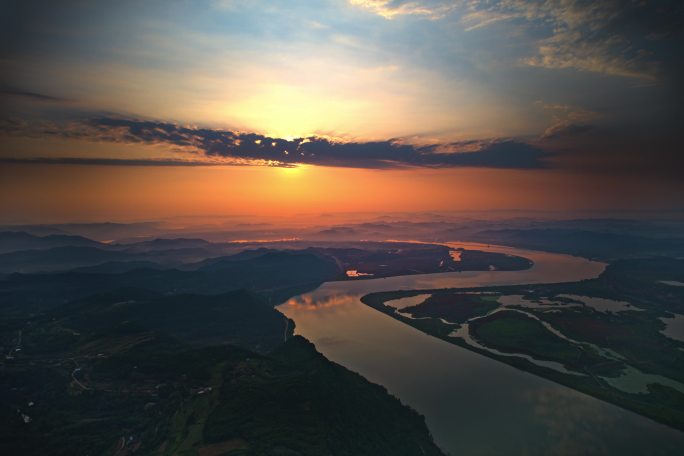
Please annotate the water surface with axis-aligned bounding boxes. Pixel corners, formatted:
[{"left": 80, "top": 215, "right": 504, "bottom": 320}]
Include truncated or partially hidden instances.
[
  {"left": 661, "top": 313, "right": 684, "bottom": 343},
  {"left": 278, "top": 242, "right": 684, "bottom": 454}
]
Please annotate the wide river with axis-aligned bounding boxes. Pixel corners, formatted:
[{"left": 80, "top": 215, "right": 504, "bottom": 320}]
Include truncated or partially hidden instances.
[{"left": 277, "top": 242, "right": 684, "bottom": 455}]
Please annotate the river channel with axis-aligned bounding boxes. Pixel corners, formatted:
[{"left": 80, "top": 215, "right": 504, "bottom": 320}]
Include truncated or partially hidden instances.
[{"left": 277, "top": 242, "right": 684, "bottom": 454}]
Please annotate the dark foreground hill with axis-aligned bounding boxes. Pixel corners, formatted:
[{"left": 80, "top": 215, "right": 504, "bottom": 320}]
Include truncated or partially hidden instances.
[
  {"left": 0, "top": 286, "right": 444, "bottom": 456},
  {"left": 54, "top": 288, "right": 290, "bottom": 353}
]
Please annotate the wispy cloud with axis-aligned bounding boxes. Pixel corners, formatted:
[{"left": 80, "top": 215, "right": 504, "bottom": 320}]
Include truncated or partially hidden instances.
[
  {"left": 1, "top": 87, "right": 69, "bottom": 103},
  {"left": 0, "top": 157, "right": 246, "bottom": 167},
  {"left": 535, "top": 101, "right": 601, "bottom": 140},
  {"left": 349, "top": 0, "right": 673, "bottom": 79},
  {"left": 349, "top": 0, "right": 456, "bottom": 20},
  {"left": 460, "top": 0, "right": 678, "bottom": 80}
]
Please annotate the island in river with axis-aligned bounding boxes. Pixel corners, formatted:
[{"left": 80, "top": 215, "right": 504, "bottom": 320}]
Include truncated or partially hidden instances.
[{"left": 362, "top": 257, "right": 684, "bottom": 431}]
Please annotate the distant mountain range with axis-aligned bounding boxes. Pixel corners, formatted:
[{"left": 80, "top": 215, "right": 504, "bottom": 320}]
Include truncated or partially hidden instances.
[
  {"left": 0, "top": 247, "right": 344, "bottom": 313},
  {"left": 0, "top": 231, "right": 102, "bottom": 254},
  {"left": 469, "top": 229, "right": 684, "bottom": 260}
]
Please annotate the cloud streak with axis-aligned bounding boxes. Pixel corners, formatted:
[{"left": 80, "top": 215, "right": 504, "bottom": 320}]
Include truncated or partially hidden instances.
[
  {"left": 0, "top": 117, "right": 550, "bottom": 170},
  {"left": 461, "top": 0, "right": 681, "bottom": 80},
  {"left": 1, "top": 87, "right": 68, "bottom": 103},
  {"left": 0, "top": 157, "right": 251, "bottom": 167},
  {"left": 349, "top": 0, "right": 456, "bottom": 20},
  {"left": 536, "top": 102, "right": 601, "bottom": 140}
]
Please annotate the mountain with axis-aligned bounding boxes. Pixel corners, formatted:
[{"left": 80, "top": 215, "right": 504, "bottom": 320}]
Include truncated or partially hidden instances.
[
  {"left": 70, "top": 260, "right": 164, "bottom": 274},
  {"left": 0, "top": 231, "right": 102, "bottom": 254},
  {"left": 0, "top": 249, "right": 344, "bottom": 312},
  {"left": 471, "top": 228, "right": 684, "bottom": 260},
  {"left": 0, "top": 246, "right": 132, "bottom": 273},
  {"left": 55, "top": 288, "right": 290, "bottom": 353},
  {"left": 0, "top": 243, "right": 217, "bottom": 274},
  {"left": 116, "top": 237, "right": 214, "bottom": 253},
  {"left": 39, "top": 222, "right": 161, "bottom": 241}
]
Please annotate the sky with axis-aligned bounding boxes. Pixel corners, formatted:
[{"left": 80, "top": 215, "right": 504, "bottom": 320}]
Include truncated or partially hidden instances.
[{"left": 1, "top": 0, "right": 682, "bottom": 222}]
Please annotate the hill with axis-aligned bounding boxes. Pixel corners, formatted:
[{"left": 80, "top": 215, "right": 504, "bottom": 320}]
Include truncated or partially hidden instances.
[
  {"left": 0, "top": 231, "right": 102, "bottom": 254},
  {"left": 0, "top": 286, "right": 445, "bottom": 455},
  {"left": 0, "top": 249, "right": 344, "bottom": 313}
]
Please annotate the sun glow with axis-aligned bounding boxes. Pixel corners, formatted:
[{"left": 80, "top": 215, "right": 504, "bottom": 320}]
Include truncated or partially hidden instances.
[
  {"left": 279, "top": 165, "right": 304, "bottom": 177},
  {"left": 224, "top": 82, "right": 370, "bottom": 139}
]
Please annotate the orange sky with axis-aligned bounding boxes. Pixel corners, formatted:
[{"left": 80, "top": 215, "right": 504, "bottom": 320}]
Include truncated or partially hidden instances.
[{"left": 1, "top": 163, "right": 680, "bottom": 223}]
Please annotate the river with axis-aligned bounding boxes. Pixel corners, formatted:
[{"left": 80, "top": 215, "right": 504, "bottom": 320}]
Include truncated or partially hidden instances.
[{"left": 277, "top": 242, "right": 684, "bottom": 455}]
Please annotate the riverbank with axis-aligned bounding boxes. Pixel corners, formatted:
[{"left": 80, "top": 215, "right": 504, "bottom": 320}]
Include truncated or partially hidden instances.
[{"left": 277, "top": 242, "right": 684, "bottom": 454}]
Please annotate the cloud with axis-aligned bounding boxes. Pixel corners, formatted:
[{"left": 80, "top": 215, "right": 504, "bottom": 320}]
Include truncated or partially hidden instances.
[
  {"left": 0, "top": 116, "right": 550, "bottom": 170},
  {"left": 461, "top": 0, "right": 682, "bottom": 80},
  {"left": 0, "top": 157, "right": 255, "bottom": 167},
  {"left": 349, "top": 0, "right": 456, "bottom": 20},
  {"left": 541, "top": 122, "right": 596, "bottom": 141},
  {"left": 523, "top": 29, "right": 655, "bottom": 80},
  {"left": 536, "top": 102, "right": 601, "bottom": 140},
  {"left": 0, "top": 87, "right": 68, "bottom": 103},
  {"left": 422, "top": 140, "right": 548, "bottom": 168},
  {"left": 348, "top": 1, "right": 679, "bottom": 79},
  {"left": 95, "top": 118, "right": 551, "bottom": 169}
]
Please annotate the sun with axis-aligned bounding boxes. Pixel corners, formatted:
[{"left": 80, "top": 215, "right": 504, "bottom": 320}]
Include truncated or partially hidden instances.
[{"left": 279, "top": 164, "right": 304, "bottom": 177}]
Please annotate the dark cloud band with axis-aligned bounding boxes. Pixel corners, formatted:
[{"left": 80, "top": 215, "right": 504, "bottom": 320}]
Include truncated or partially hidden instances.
[
  {"left": 95, "top": 117, "right": 548, "bottom": 169},
  {"left": 0, "top": 116, "right": 550, "bottom": 169},
  {"left": 0, "top": 157, "right": 240, "bottom": 167}
]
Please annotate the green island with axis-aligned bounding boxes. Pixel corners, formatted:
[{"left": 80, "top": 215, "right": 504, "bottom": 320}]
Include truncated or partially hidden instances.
[{"left": 361, "top": 258, "right": 684, "bottom": 431}]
